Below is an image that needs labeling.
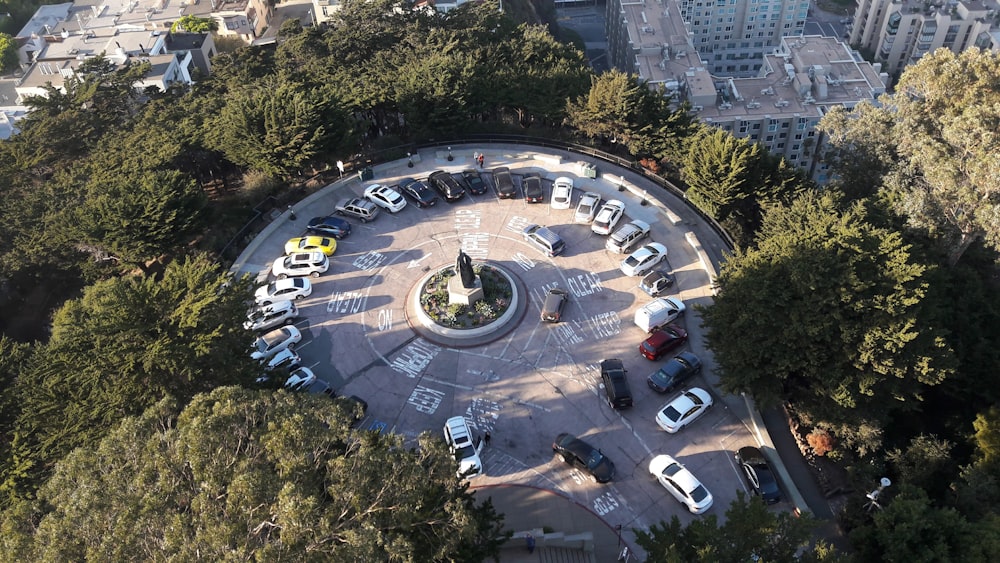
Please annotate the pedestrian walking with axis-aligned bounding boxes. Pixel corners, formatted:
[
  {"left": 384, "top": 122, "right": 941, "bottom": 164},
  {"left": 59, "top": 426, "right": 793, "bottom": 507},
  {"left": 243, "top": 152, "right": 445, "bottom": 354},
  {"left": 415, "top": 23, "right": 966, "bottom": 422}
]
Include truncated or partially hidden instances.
[
  {"left": 484, "top": 431, "right": 491, "bottom": 446},
  {"left": 473, "top": 151, "right": 480, "bottom": 163},
  {"left": 477, "top": 153, "right": 485, "bottom": 168},
  {"left": 525, "top": 533, "right": 535, "bottom": 554},
  {"left": 336, "top": 160, "right": 345, "bottom": 178}
]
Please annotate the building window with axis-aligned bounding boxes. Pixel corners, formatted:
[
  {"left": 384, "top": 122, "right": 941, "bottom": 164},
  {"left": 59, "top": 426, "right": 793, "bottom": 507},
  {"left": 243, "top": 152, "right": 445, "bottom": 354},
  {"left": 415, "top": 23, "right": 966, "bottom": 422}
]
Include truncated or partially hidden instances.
[
  {"left": 766, "top": 135, "right": 774, "bottom": 141},
  {"left": 777, "top": 143, "right": 785, "bottom": 148},
  {"left": 752, "top": 123, "right": 761, "bottom": 130}
]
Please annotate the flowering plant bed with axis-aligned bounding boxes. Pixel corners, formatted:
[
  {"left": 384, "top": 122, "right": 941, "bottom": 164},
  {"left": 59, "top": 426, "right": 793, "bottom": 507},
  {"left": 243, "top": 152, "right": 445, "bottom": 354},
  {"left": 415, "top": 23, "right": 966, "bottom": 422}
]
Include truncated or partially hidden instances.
[{"left": 419, "top": 265, "right": 512, "bottom": 329}]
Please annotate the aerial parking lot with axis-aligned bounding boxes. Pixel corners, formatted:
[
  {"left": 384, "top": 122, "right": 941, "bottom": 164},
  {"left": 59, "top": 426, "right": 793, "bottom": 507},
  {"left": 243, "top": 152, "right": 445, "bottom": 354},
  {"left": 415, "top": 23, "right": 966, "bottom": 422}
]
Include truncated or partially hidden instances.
[{"left": 235, "top": 147, "right": 791, "bottom": 541}]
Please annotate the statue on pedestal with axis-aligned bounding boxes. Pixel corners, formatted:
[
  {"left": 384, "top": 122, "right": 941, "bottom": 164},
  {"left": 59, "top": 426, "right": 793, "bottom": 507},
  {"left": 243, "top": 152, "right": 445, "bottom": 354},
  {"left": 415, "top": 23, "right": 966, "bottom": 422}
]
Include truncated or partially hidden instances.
[{"left": 456, "top": 250, "right": 476, "bottom": 288}]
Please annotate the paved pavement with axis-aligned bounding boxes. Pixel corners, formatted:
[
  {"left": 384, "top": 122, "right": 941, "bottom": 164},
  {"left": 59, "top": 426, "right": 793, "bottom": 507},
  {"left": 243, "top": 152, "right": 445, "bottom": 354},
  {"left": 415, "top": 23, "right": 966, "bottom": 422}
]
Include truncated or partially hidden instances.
[{"left": 233, "top": 144, "right": 842, "bottom": 560}]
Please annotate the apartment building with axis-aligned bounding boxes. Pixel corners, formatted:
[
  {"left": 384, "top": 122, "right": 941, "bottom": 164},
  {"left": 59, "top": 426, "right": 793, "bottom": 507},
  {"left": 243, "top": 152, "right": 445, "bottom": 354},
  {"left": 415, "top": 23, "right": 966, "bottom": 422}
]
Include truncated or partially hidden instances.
[
  {"left": 609, "top": 0, "right": 809, "bottom": 79},
  {"left": 607, "top": 0, "right": 887, "bottom": 182},
  {"left": 698, "top": 35, "right": 887, "bottom": 183},
  {"left": 850, "top": 0, "right": 1000, "bottom": 79}
]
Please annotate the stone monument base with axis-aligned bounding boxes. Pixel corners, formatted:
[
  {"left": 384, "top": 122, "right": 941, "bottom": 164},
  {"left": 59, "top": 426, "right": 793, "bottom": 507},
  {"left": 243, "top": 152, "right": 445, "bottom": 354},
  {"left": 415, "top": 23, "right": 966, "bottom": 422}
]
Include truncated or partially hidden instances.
[{"left": 448, "top": 276, "right": 483, "bottom": 306}]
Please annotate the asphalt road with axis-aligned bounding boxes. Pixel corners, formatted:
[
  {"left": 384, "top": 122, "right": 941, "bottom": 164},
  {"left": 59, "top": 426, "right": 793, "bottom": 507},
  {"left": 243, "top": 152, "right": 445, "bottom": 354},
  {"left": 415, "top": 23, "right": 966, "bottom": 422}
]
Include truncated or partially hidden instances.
[{"left": 236, "top": 147, "right": 797, "bottom": 549}]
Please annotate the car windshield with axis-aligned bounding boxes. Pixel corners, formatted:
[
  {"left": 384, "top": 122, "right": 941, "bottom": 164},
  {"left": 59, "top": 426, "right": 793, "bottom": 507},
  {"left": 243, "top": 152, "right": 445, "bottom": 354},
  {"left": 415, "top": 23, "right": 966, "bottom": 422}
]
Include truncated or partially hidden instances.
[
  {"left": 624, "top": 255, "right": 641, "bottom": 267},
  {"left": 454, "top": 444, "right": 476, "bottom": 461},
  {"left": 663, "top": 462, "right": 683, "bottom": 477},
  {"left": 684, "top": 391, "right": 704, "bottom": 406},
  {"left": 690, "top": 485, "right": 709, "bottom": 502}
]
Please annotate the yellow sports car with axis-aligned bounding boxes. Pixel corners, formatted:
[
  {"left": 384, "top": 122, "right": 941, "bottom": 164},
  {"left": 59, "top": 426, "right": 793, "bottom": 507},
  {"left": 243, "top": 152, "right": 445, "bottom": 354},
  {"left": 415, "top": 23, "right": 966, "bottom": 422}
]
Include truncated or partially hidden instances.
[{"left": 284, "top": 236, "right": 337, "bottom": 256}]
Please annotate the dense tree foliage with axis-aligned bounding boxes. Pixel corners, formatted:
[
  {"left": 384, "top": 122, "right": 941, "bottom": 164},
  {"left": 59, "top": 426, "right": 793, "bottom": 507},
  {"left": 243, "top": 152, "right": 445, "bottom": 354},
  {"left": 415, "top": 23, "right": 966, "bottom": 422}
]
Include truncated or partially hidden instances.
[
  {"left": 818, "top": 48, "right": 1000, "bottom": 265},
  {"left": 1, "top": 256, "right": 256, "bottom": 500},
  {"left": 702, "top": 191, "right": 955, "bottom": 454},
  {"left": 635, "top": 492, "right": 841, "bottom": 563},
  {"left": 0, "top": 388, "right": 506, "bottom": 562},
  {"left": 565, "top": 69, "right": 695, "bottom": 164},
  {"left": 0, "top": 32, "right": 17, "bottom": 74},
  {"left": 681, "top": 126, "right": 809, "bottom": 247}
]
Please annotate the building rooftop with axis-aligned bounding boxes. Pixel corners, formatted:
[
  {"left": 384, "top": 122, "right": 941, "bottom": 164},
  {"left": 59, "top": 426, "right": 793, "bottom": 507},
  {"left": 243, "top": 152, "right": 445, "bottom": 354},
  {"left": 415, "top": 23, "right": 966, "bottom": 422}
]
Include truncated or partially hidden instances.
[
  {"left": 887, "top": 0, "right": 999, "bottom": 17},
  {"left": 621, "top": 0, "right": 706, "bottom": 90},
  {"left": 697, "top": 36, "right": 886, "bottom": 122}
]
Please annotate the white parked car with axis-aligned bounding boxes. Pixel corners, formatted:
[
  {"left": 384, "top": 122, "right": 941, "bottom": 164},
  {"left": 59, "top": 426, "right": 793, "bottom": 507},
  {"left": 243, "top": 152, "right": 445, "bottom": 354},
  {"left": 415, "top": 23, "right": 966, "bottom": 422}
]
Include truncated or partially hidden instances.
[
  {"left": 363, "top": 183, "right": 407, "bottom": 213},
  {"left": 262, "top": 347, "right": 301, "bottom": 372},
  {"left": 283, "top": 366, "right": 317, "bottom": 391},
  {"left": 655, "top": 387, "right": 714, "bottom": 433},
  {"left": 443, "top": 416, "right": 484, "bottom": 478},
  {"left": 649, "top": 455, "right": 714, "bottom": 514},
  {"left": 255, "top": 278, "right": 312, "bottom": 305},
  {"left": 620, "top": 243, "right": 668, "bottom": 277},
  {"left": 250, "top": 325, "right": 302, "bottom": 361},
  {"left": 591, "top": 200, "right": 625, "bottom": 235},
  {"left": 575, "top": 191, "right": 601, "bottom": 223},
  {"left": 272, "top": 252, "right": 329, "bottom": 279},
  {"left": 551, "top": 177, "right": 574, "bottom": 210},
  {"left": 244, "top": 300, "right": 298, "bottom": 332}
]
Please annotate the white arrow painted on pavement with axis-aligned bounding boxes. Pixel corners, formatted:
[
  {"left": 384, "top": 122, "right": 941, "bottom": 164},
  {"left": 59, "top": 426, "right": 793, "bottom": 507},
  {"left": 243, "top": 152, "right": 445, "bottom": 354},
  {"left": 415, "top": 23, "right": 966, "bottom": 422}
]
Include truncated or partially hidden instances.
[{"left": 408, "top": 254, "right": 432, "bottom": 268}]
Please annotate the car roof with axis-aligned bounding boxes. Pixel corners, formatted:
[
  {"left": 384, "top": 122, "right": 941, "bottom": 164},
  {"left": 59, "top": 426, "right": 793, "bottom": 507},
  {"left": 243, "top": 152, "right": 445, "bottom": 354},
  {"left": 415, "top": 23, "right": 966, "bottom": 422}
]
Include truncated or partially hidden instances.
[
  {"left": 558, "top": 434, "right": 597, "bottom": 459},
  {"left": 445, "top": 416, "right": 473, "bottom": 444},
  {"left": 554, "top": 177, "right": 573, "bottom": 186},
  {"left": 673, "top": 387, "right": 710, "bottom": 408},
  {"left": 647, "top": 327, "right": 683, "bottom": 346},
  {"left": 601, "top": 358, "right": 625, "bottom": 373}
]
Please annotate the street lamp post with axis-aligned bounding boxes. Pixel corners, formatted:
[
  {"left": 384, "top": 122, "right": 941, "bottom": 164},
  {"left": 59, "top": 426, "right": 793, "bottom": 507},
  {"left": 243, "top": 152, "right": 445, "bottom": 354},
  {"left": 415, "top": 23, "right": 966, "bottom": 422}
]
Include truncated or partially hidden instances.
[{"left": 407, "top": 152, "right": 414, "bottom": 168}]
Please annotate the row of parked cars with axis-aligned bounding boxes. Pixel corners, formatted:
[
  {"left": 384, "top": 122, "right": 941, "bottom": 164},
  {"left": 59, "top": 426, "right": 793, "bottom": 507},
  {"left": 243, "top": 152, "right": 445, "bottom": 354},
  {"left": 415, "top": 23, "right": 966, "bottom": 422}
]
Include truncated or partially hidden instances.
[
  {"left": 510, "top": 170, "right": 785, "bottom": 514},
  {"left": 242, "top": 224, "right": 370, "bottom": 416}
]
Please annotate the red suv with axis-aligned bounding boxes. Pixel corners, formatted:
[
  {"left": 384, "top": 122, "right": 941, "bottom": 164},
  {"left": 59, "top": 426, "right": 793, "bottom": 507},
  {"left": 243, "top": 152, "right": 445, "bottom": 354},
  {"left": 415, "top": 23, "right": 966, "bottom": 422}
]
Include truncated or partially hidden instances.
[{"left": 639, "top": 325, "right": 688, "bottom": 360}]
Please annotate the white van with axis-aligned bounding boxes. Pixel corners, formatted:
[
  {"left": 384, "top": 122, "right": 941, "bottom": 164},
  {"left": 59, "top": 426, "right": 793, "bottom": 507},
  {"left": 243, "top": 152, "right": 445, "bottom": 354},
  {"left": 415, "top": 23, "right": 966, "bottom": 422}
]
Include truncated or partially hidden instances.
[{"left": 634, "top": 297, "right": 686, "bottom": 332}]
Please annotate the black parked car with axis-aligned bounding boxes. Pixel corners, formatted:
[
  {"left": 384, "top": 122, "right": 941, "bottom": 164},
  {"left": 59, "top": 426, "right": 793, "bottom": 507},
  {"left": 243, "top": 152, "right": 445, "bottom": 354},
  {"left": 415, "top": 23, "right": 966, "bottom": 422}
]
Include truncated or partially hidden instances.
[
  {"left": 461, "top": 169, "right": 489, "bottom": 195},
  {"left": 493, "top": 167, "right": 517, "bottom": 199},
  {"left": 396, "top": 178, "right": 438, "bottom": 208},
  {"left": 552, "top": 433, "right": 616, "bottom": 483},
  {"left": 735, "top": 446, "right": 782, "bottom": 504},
  {"left": 428, "top": 170, "right": 466, "bottom": 202},
  {"left": 523, "top": 173, "right": 545, "bottom": 203},
  {"left": 647, "top": 351, "right": 702, "bottom": 393},
  {"left": 306, "top": 216, "right": 352, "bottom": 239},
  {"left": 600, "top": 358, "right": 633, "bottom": 409}
]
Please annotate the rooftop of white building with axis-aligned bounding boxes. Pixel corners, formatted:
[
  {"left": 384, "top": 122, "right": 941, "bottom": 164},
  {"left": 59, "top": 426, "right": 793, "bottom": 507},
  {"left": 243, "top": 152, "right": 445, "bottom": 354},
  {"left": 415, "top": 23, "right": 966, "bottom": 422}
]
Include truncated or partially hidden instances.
[{"left": 698, "top": 36, "right": 887, "bottom": 122}]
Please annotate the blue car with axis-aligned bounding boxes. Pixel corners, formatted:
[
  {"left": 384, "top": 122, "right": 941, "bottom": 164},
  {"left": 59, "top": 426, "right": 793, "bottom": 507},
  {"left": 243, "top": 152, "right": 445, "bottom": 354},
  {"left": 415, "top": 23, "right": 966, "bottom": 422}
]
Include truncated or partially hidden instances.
[{"left": 306, "top": 216, "right": 352, "bottom": 239}]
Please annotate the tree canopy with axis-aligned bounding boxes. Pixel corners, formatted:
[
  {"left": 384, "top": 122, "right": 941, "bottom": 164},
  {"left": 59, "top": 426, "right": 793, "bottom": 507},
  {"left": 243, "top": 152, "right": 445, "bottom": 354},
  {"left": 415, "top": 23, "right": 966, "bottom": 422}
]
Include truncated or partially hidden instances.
[
  {"left": 1, "top": 255, "right": 257, "bottom": 500},
  {"left": 0, "top": 387, "right": 506, "bottom": 562},
  {"left": 818, "top": 48, "right": 1000, "bottom": 265},
  {"left": 635, "top": 492, "right": 841, "bottom": 563},
  {"left": 701, "top": 191, "right": 955, "bottom": 454}
]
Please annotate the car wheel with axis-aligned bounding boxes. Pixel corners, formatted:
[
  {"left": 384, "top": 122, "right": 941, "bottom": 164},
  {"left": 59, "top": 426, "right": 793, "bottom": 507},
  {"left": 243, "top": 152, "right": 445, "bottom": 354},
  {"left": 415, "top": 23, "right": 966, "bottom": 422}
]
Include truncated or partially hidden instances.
[
  {"left": 277, "top": 274, "right": 287, "bottom": 280},
  {"left": 310, "top": 272, "right": 320, "bottom": 278},
  {"left": 295, "top": 295, "right": 305, "bottom": 300},
  {"left": 335, "top": 210, "right": 343, "bottom": 215}
]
